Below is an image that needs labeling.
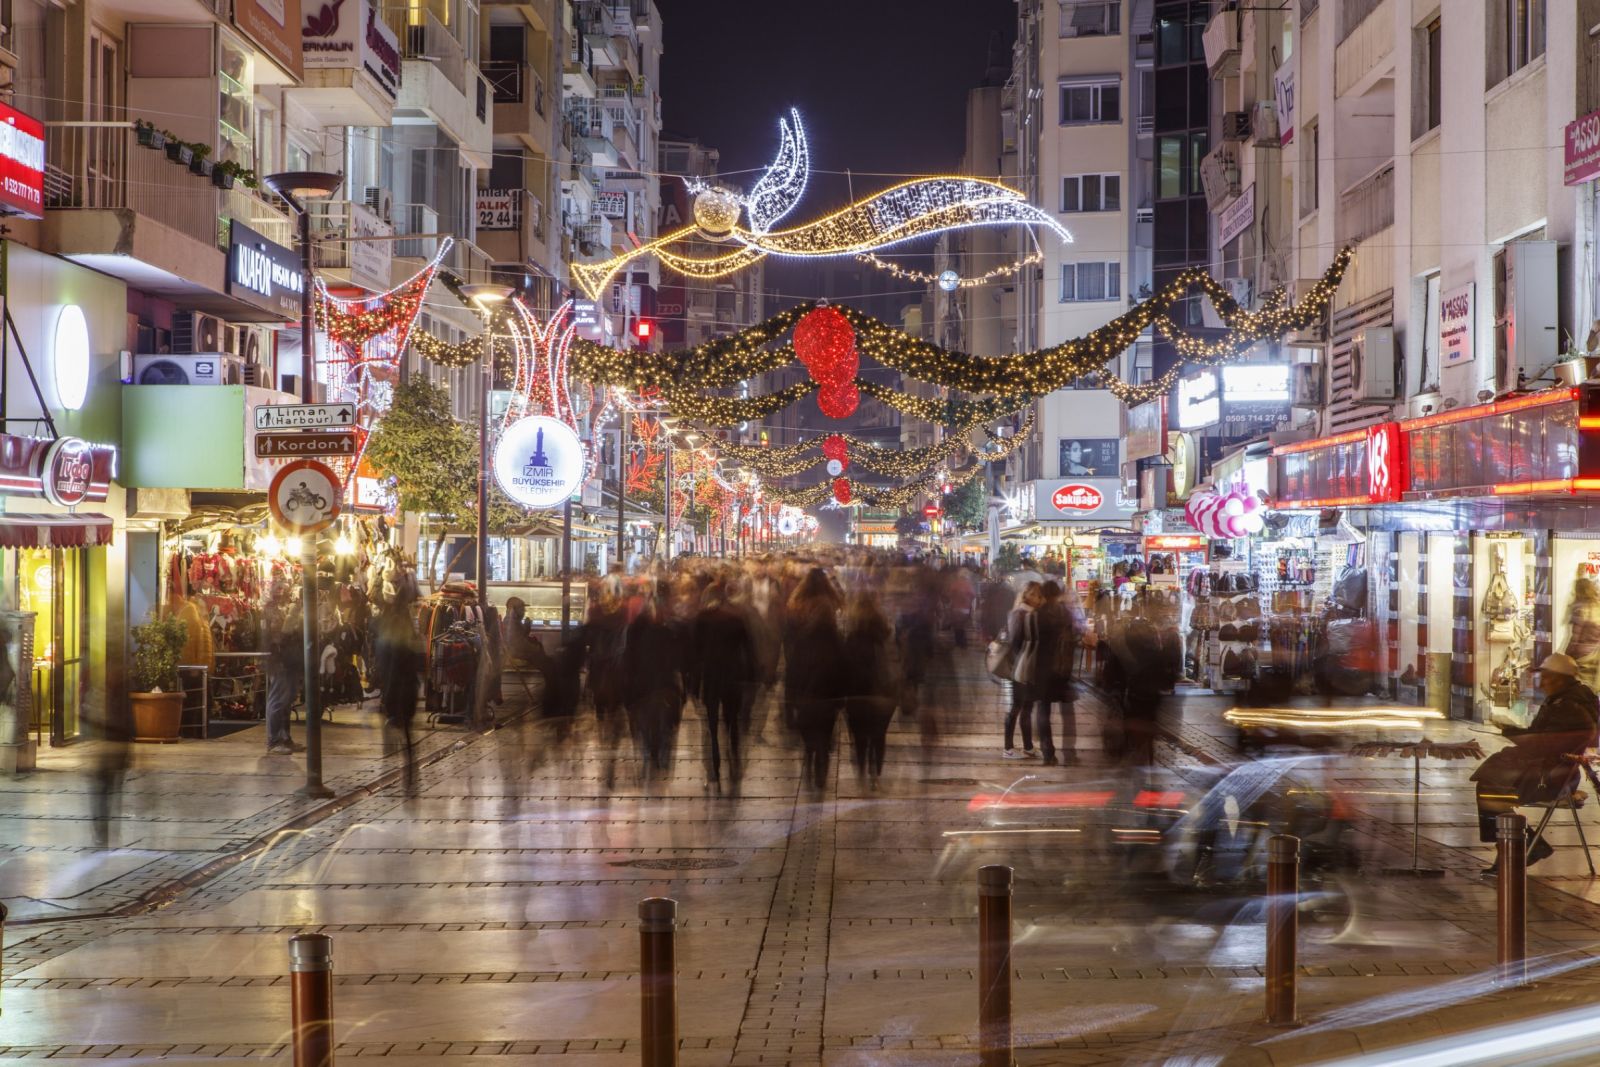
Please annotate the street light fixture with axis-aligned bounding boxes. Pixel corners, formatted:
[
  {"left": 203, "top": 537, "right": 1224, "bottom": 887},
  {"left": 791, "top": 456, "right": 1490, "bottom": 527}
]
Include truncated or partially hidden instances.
[
  {"left": 460, "top": 284, "right": 514, "bottom": 628},
  {"left": 263, "top": 170, "right": 342, "bottom": 800}
]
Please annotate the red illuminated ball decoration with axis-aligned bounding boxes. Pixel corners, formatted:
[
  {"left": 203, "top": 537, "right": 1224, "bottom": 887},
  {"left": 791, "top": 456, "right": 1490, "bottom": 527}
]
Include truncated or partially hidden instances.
[
  {"left": 817, "top": 381, "right": 859, "bottom": 419},
  {"left": 821, "top": 434, "right": 848, "bottom": 461},
  {"left": 832, "top": 477, "right": 852, "bottom": 504},
  {"left": 795, "top": 306, "right": 859, "bottom": 404}
]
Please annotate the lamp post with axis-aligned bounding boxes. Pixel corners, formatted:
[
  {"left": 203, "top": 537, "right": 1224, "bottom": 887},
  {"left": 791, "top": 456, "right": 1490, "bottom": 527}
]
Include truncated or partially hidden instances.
[
  {"left": 460, "top": 284, "right": 513, "bottom": 621},
  {"left": 263, "top": 170, "right": 343, "bottom": 800}
]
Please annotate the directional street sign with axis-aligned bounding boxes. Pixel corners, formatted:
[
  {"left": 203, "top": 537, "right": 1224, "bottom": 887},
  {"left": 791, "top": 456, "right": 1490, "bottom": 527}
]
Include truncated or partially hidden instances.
[
  {"left": 255, "top": 403, "right": 357, "bottom": 430},
  {"left": 255, "top": 430, "right": 359, "bottom": 458}
]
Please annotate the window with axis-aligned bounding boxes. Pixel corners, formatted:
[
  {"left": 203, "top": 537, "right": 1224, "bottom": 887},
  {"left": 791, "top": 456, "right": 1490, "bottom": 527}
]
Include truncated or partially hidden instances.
[
  {"left": 1059, "top": 76, "right": 1121, "bottom": 124},
  {"left": 1299, "top": 121, "right": 1319, "bottom": 216},
  {"left": 1188, "top": 132, "right": 1209, "bottom": 195},
  {"left": 1060, "top": 0, "right": 1120, "bottom": 37},
  {"left": 1062, "top": 173, "right": 1121, "bottom": 212},
  {"left": 1060, "top": 261, "right": 1122, "bottom": 302},
  {"left": 1158, "top": 136, "right": 1184, "bottom": 199},
  {"left": 1414, "top": 16, "right": 1441, "bottom": 138},
  {"left": 1491, "top": 0, "right": 1545, "bottom": 86}
]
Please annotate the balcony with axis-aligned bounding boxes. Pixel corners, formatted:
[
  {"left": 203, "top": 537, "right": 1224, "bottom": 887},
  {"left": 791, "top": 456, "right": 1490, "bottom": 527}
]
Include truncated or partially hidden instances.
[
  {"left": 298, "top": 0, "right": 402, "bottom": 127},
  {"left": 563, "top": 33, "right": 597, "bottom": 97},
  {"left": 394, "top": 202, "right": 441, "bottom": 262},
  {"left": 565, "top": 98, "right": 619, "bottom": 166},
  {"left": 476, "top": 188, "right": 551, "bottom": 272},
  {"left": 43, "top": 121, "right": 296, "bottom": 320},
  {"left": 1334, "top": 0, "right": 1393, "bottom": 97},
  {"left": 308, "top": 199, "right": 395, "bottom": 294},
  {"left": 1337, "top": 162, "right": 1395, "bottom": 247},
  {"left": 391, "top": 6, "right": 494, "bottom": 167},
  {"left": 1203, "top": 9, "right": 1239, "bottom": 77},
  {"left": 574, "top": 219, "right": 612, "bottom": 260},
  {"left": 486, "top": 62, "right": 551, "bottom": 150}
]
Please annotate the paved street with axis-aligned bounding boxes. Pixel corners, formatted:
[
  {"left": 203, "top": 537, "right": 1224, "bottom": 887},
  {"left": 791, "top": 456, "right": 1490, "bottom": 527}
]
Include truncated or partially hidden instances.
[{"left": 7, "top": 649, "right": 1600, "bottom": 1064}]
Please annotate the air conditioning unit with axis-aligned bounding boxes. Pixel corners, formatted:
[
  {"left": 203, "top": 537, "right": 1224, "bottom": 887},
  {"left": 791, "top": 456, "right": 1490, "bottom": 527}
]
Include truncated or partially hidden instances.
[
  {"left": 1251, "top": 101, "right": 1280, "bottom": 146},
  {"left": 132, "top": 353, "right": 242, "bottom": 386},
  {"left": 363, "top": 185, "right": 394, "bottom": 223},
  {"left": 172, "top": 311, "right": 225, "bottom": 354},
  {"left": 1135, "top": 206, "right": 1154, "bottom": 224},
  {"left": 1291, "top": 362, "right": 1323, "bottom": 406},
  {"left": 1222, "top": 111, "right": 1251, "bottom": 141},
  {"left": 1223, "top": 277, "right": 1253, "bottom": 306},
  {"left": 1349, "top": 327, "right": 1397, "bottom": 402}
]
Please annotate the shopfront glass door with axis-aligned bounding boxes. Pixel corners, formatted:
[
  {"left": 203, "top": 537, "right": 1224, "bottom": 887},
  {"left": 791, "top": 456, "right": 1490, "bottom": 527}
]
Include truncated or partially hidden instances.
[{"left": 20, "top": 549, "right": 85, "bottom": 745}]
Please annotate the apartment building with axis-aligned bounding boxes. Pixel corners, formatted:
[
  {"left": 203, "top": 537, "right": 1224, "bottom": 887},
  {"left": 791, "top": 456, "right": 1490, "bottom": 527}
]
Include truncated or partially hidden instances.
[{"left": 656, "top": 133, "right": 764, "bottom": 351}]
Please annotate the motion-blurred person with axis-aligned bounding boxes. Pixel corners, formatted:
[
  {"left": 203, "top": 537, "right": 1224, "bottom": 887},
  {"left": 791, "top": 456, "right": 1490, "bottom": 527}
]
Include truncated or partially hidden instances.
[
  {"left": 586, "top": 587, "right": 629, "bottom": 788},
  {"left": 1566, "top": 577, "right": 1600, "bottom": 689},
  {"left": 262, "top": 575, "right": 303, "bottom": 756},
  {"left": 1472, "top": 653, "right": 1600, "bottom": 873},
  {"left": 1033, "top": 581, "right": 1080, "bottom": 766},
  {"left": 81, "top": 622, "right": 130, "bottom": 846},
  {"left": 787, "top": 567, "right": 844, "bottom": 791},
  {"left": 694, "top": 579, "right": 758, "bottom": 792},
  {"left": 978, "top": 569, "right": 1012, "bottom": 645},
  {"left": 1001, "top": 582, "right": 1042, "bottom": 759},
  {"left": 1102, "top": 613, "right": 1172, "bottom": 770},
  {"left": 944, "top": 564, "right": 976, "bottom": 649},
  {"left": 622, "top": 594, "right": 686, "bottom": 780},
  {"left": 842, "top": 594, "right": 898, "bottom": 785},
  {"left": 373, "top": 576, "right": 422, "bottom": 794}
]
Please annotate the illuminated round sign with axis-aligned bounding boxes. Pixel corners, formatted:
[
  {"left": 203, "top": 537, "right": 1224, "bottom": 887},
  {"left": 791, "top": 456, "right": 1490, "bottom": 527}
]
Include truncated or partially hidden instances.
[
  {"left": 268, "top": 459, "right": 342, "bottom": 535},
  {"left": 53, "top": 305, "right": 90, "bottom": 411},
  {"left": 937, "top": 269, "right": 960, "bottom": 292},
  {"left": 776, "top": 508, "right": 801, "bottom": 537},
  {"left": 493, "top": 415, "right": 584, "bottom": 510},
  {"left": 826, "top": 458, "right": 844, "bottom": 477},
  {"left": 41, "top": 436, "right": 94, "bottom": 507}
]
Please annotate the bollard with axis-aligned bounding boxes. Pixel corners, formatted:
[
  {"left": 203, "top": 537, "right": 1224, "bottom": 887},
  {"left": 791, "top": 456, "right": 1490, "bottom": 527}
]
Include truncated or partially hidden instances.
[
  {"left": 977, "top": 864, "right": 1014, "bottom": 1067},
  {"left": 639, "top": 897, "right": 678, "bottom": 1067},
  {"left": 1265, "top": 834, "right": 1299, "bottom": 1026},
  {"left": 1497, "top": 812, "right": 1528, "bottom": 985},
  {"left": 1, "top": 900, "right": 7, "bottom": 1017},
  {"left": 289, "top": 933, "right": 335, "bottom": 1067}
]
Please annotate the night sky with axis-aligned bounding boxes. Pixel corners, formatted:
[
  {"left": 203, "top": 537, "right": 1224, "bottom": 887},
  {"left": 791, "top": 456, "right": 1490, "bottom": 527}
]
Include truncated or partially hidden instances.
[{"left": 656, "top": 0, "right": 1017, "bottom": 211}]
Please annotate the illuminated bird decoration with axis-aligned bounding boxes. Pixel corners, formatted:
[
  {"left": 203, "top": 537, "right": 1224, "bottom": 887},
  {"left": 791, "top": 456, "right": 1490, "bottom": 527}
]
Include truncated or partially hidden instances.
[{"left": 569, "top": 109, "right": 1072, "bottom": 300}]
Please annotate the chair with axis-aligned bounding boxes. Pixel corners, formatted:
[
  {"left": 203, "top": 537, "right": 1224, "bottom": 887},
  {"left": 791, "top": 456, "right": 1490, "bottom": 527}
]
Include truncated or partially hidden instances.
[{"left": 1525, "top": 750, "right": 1600, "bottom": 876}]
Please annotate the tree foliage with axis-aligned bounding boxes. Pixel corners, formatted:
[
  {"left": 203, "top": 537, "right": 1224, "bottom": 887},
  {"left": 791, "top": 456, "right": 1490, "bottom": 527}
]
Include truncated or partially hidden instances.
[{"left": 944, "top": 477, "right": 988, "bottom": 532}]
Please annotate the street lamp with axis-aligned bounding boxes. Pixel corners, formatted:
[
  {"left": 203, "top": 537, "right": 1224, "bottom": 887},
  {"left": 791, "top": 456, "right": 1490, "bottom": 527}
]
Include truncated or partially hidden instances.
[
  {"left": 264, "top": 170, "right": 342, "bottom": 800},
  {"left": 460, "top": 283, "right": 513, "bottom": 626}
]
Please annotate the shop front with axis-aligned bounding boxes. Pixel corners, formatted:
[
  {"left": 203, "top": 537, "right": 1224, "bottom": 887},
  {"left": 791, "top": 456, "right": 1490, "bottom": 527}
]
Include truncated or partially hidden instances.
[
  {"left": 1272, "top": 384, "right": 1600, "bottom": 720},
  {"left": 1027, "top": 478, "right": 1137, "bottom": 594}
]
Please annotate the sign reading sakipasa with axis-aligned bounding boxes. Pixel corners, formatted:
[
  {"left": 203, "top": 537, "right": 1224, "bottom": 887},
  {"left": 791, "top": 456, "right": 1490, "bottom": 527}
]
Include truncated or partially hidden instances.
[
  {"left": 0, "top": 102, "right": 44, "bottom": 220},
  {"left": 227, "top": 220, "right": 303, "bottom": 320},
  {"left": 1567, "top": 109, "right": 1600, "bottom": 185}
]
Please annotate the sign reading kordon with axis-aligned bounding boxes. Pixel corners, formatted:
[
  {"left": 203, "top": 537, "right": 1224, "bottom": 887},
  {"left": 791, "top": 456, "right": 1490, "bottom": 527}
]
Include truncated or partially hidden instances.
[
  {"left": 493, "top": 416, "right": 584, "bottom": 510},
  {"left": 1034, "top": 479, "right": 1135, "bottom": 521}
]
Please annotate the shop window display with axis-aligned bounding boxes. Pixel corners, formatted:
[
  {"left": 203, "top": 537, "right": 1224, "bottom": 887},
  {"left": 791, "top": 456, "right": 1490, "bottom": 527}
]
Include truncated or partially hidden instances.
[
  {"left": 1474, "top": 534, "right": 1535, "bottom": 725},
  {"left": 1551, "top": 537, "right": 1600, "bottom": 691}
]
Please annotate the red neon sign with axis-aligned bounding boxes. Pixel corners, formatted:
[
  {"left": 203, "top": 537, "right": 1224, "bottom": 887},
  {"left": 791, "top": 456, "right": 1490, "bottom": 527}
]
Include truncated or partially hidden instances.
[
  {"left": 1051, "top": 483, "right": 1104, "bottom": 512},
  {"left": 0, "top": 102, "right": 44, "bottom": 220}
]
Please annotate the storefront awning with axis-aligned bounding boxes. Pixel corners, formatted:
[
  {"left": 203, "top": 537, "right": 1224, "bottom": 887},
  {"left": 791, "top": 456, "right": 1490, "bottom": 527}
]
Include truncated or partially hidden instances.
[{"left": 0, "top": 512, "right": 113, "bottom": 548}]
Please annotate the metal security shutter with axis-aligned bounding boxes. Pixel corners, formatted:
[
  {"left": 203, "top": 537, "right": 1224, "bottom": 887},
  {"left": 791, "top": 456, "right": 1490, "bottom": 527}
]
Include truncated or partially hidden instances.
[{"left": 1326, "top": 288, "right": 1395, "bottom": 434}]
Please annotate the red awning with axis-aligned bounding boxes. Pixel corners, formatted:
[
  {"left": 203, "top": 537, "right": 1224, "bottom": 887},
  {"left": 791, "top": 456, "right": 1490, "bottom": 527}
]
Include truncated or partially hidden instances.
[{"left": 0, "top": 513, "right": 114, "bottom": 548}]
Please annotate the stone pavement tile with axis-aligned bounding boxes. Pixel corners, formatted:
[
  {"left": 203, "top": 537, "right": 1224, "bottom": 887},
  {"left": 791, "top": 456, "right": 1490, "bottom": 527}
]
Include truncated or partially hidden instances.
[
  {"left": 335, "top": 819, "right": 798, "bottom": 851},
  {"left": 22, "top": 924, "right": 763, "bottom": 979},
  {"left": 271, "top": 847, "right": 787, "bottom": 885},
  {"left": 136, "top": 880, "right": 777, "bottom": 927},
  {"left": 0, "top": 977, "right": 750, "bottom": 1045},
  {"left": 0, "top": 790, "right": 282, "bottom": 820},
  {"left": 0, "top": 849, "right": 167, "bottom": 902}
]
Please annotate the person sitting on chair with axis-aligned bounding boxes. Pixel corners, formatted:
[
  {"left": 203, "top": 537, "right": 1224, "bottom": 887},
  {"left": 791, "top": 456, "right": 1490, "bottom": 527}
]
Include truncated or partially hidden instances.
[{"left": 1472, "top": 653, "right": 1600, "bottom": 874}]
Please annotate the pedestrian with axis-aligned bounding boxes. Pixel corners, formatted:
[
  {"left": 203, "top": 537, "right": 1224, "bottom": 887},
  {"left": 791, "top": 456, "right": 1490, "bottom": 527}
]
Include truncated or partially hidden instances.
[
  {"left": 1033, "top": 580, "right": 1080, "bottom": 766},
  {"left": 695, "top": 577, "right": 758, "bottom": 791},
  {"left": 1103, "top": 612, "right": 1171, "bottom": 770},
  {"left": 979, "top": 569, "right": 1012, "bottom": 645},
  {"left": 622, "top": 594, "right": 686, "bottom": 780},
  {"left": 373, "top": 576, "right": 422, "bottom": 794},
  {"left": 787, "top": 567, "right": 844, "bottom": 791},
  {"left": 1472, "top": 653, "right": 1600, "bottom": 874},
  {"left": 1002, "top": 581, "right": 1043, "bottom": 759},
  {"left": 262, "top": 574, "right": 303, "bottom": 756},
  {"left": 842, "top": 593, "right": 898, "bottom": 785},
  {"left": 1566, "top": 577, "right": 1600, "bottom": 689}
]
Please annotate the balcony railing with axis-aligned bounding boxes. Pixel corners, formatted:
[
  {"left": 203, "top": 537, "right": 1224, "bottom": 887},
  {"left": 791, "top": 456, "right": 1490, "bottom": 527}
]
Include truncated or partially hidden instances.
[
  {"left": 1338, "top": 0, "right": 1383, "bottom": 41},
  {"left": 45, "top": 121, "right": 276, "bottom": 253},
  {"left": 395, "top": 202, "right": 440, "bottom": 259},
  {"left": 392, "top": 6, "right": 465, "bottom": 93},
  {"left": 482, "top": 59, "right": 523, "bottom": 103},
  {"left": 1337, "top": 162, "right": 1395, "bottom": 247},
  {"left": 448, "top": 237, "right": 493, "bottom": 284},
  {"left": 1586, "top": 31, "right": 1600, "bottom": 114}
]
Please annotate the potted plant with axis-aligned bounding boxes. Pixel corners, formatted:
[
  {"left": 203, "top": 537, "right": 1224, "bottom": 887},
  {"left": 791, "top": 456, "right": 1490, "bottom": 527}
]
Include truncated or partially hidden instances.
[
  {"left": 188, "top": 143, "right": 212, "bottom": 177},
  {"left": 163, "top": 133, "right": 193, "bottom": 166},
  {"left": 212, "top": 160, "right": 236, "bottom": 190},
  {"left": 130, "top": 613, "right": 186, "bottom": 743},
  {"left": 134, "top": 120, "right": 166, "bottom": 150}
]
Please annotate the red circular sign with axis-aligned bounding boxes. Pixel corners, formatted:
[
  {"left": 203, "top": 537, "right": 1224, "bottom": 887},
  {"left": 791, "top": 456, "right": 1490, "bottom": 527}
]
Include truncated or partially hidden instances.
[
  {"left": 41, "top": 437, "right": 94, "bottom": 508},
  {"left": 269, "top": 459, "right": 342, "bottom": 535},
  {"left": 1051, "top": 483, "right": 1104, "bottom": 513}
]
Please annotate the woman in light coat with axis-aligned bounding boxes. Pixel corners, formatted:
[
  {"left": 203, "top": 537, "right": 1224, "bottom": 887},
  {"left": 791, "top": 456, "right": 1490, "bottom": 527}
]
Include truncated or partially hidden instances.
[{"left": 1002, "top": 581, "right": 1044, "bottom": 758}]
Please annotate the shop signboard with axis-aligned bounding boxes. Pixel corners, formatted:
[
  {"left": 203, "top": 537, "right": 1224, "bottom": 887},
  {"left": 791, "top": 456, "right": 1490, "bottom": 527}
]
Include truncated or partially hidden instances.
[
  {"left": 255, "top": 430, "right": 358, "bottom": 458},
  {"left": 1440, "top": 282, "right": 1475, "bottom": 366},
  {"left": 1168, "top": 431, "right": 1199, "bottom": 501},
  {"left": 1034, "top": 478, "right": 1135, "bottom": 522},
  {"left": 302, "top": 0, "right": 401, "bottom": 99},
  {"left": 1146, "top": 533, "right": 1205, "bottom": 552},
  {"left": 1221, "top": 363, "right": 1292, "bottom": 437},
  {"left": 1175, "top": 370, "right": 1220, "bottom": 430},
  {"left": 268, "top": 459, "right": 341, "bottom": 534},
  {"left": 227, "top": 221, "right": 303, "bottom": 320},
  {"left": 596, "top": 190, "right": 628, "bottom": 219},
  {"left": 255, "top": 402, "right": 355, "bottom": 429},
  {"left": 1274, "top": 62, "right": 1295, "bottom": 146},
  {"left": 494, "top": 415, "right": 585, "bottom": 510},
  {"left": 572, "top": 300, "right": 604, "bottom": 341},
  {"left": 0, "top": 101, "right": 45, "bottom": 220},
  {"left": 476, "top": 190, "right": 520, "bottom": 231},
  {"left": 1566, "top": 108, "right": 1600, "bottom": 186},
  {"left": 348, "top": 200, "right": 393, "bottom": 293},
  {"left": 1058, "top": 437, "right": 1119, "bottom": 477},
  {"left": 1217, "top": 184, "right": 1255, "bottom": 249},
  {"left": 1126, "top": 399, "right": 1167, "bottom": 460},
  {"left": 235, "top": 0, "right": 304, "bottom": 79},
  {"left": 657, "top": 284, "right": 686, "bottom": 345},
  {"left": 0, "top": 433, "right": 114, "bottom": 503}
]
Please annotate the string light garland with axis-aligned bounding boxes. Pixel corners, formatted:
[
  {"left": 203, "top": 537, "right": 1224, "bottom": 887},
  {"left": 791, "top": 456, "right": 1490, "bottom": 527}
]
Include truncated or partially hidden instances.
[
  {"left": 854, "top": 248, "right": 1043, "bottom": 288},
  {"left": 568, "top": 109, "right": 1072, "bottom": 299}
]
